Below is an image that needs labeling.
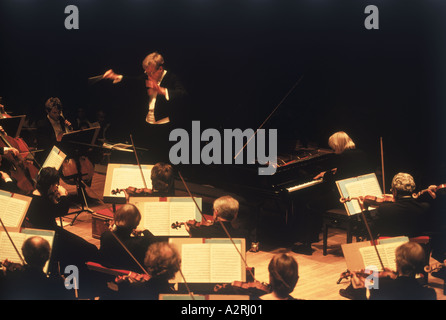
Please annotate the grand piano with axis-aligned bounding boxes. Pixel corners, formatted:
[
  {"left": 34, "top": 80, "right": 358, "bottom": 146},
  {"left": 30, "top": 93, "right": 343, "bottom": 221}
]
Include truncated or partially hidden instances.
[{"left": 174, "top": 145, "right": 335, "bottom": 246}]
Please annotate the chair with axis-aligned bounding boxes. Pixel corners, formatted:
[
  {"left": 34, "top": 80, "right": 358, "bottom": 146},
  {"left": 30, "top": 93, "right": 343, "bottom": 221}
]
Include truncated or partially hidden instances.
[{"left": 322, "top": 208, "right": 362, "bottom": 255}]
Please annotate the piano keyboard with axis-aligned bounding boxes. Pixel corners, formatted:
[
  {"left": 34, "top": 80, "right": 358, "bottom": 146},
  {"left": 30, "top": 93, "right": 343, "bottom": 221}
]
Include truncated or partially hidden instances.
[{"left": 286, "top": 179, "right": 323, "bottom": 193}]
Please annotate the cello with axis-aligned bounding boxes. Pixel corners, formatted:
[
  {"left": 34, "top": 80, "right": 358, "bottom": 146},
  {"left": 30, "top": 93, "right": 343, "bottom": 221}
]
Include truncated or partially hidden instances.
[{"left": 0, "top": 125, "right": 39, "bottom": 195}]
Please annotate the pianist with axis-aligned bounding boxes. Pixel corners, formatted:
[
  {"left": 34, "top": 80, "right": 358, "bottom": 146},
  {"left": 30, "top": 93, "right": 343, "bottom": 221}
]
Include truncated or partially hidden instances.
[{"left": 292, "top": 131, "right": 374, "bottom": 255}]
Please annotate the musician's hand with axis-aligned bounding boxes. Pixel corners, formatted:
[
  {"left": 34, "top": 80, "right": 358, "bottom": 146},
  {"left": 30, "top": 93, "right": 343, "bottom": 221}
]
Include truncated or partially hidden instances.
[
  {"left": 0, "top": 171, "right": 11, "bottom": 182},
  {"left": 64, "top": 119, "right": 72, "bottom": 129},
  {"left": 58, "top": 185, "right": 68, "bottom": 197},
  {"left": 313, "top": 171, "right": 325, "bottom": 180},
  {"left": 103, "top": 69, "right": 123, "bottom": 84},
  {"left": 351, "top": 271, "right": 366, "bottom": 289},
  {"left": 4, "top": 147, "right": 19, "bottom": 157}
]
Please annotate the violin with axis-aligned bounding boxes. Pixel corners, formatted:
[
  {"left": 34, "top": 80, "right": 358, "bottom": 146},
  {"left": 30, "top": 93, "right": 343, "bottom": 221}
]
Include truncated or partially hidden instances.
[
  {"left": 1, "top": 259, "right": 25, "bottom": 274},
  {"left": 214, "top": 280, "right": 271, "bottom": 297},
  {"left": 340, "top": 194, "right": 395, "bottom": 210},
  {"left": 85, "top": 261, "right": 150, "bottom": 284},
  {"left": 112, "top": 187, "right": 153, "bottom": 197},
  {"left": 337, "top": 269, "right": 397, "bottom": 284},
  {"left": 171, "top": 219, "right": 214, "bottom": 230},
  {"left": 424, "top": 262, "right": 445, "bottom": 273},
  {"left": 413, "top": 184, "right": 446, "bottom": 201}
]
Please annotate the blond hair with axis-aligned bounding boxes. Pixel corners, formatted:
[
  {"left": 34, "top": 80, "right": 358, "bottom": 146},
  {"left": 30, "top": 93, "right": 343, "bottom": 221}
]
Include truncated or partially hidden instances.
[
  {"left": 328, "top": 131, "right": 356, "bottom": 154},
  {"left": 142, "top": 52, "right": 164, "bottom": 70},
  {"left": 213, "top": 196, "right": 239, "bottom": 221}
]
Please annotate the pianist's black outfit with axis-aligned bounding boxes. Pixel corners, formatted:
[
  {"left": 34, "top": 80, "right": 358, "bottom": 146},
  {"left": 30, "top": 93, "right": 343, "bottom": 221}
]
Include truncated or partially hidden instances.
[{"left": 293, "top": 148, "right": 374, "bottom": 255}]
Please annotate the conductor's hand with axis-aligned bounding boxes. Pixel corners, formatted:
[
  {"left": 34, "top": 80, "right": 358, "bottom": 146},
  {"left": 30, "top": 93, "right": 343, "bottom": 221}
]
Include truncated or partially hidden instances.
[
  {"left": 103, "top": 69, "right": 123, "bottom": 84},
  {"left": 145, "top": 79, "right": 167, "bottom": 96}
]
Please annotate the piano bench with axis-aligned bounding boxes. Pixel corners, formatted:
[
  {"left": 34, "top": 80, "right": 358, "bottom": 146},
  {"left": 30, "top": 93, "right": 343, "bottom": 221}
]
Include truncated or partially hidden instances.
[{"left": 322, "top": 208, "right": 360, "bottom": 256}]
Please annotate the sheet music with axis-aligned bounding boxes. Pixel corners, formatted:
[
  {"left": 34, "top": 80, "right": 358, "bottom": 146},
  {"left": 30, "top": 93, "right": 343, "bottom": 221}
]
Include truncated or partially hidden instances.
[
  {"left": 134, "top": 199, "right": 198, "bottom": 236},
  {"left": 110, "top": 167, "right": 153, "bottom": 193},
  {"left": 42, "top": 146, "right": 66, "bottom": 170},
  {"left": 181, "top": 244, "right": 211, "bottom": 283},
  {"left": 141, "top": 202, "right": 171, "bottom": 236},
  {"left": 181, "top": 243, "right": 243, "bottom": 283},
  {"left": 0, "top": 195, "right": 28, "bottom": 227},
  {"left": 0, "top": 232, "right": 26, "bottom": 262},
  {"left": 344, "top": 176, "right": 382, "bottom": 214},
  {"left": 359, "top": 240, "right": 406, "bottom": 271},
  {"left": 210, "top": 243, "right": 242, "bottom": 283},
  {"left": 169, "top": 202, "right": 196, "bottom": 237}
]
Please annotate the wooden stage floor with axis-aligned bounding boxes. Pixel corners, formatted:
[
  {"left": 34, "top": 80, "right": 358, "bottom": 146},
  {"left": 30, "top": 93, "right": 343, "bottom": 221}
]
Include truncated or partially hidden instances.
[{"left": 60, "top": 170, "right": 446, "bottom": 300}]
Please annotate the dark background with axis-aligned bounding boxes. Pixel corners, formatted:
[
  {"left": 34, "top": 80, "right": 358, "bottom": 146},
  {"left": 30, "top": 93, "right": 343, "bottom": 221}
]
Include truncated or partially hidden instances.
[{"left": 0, "top": 0, "right": 445, "bottom": 191}]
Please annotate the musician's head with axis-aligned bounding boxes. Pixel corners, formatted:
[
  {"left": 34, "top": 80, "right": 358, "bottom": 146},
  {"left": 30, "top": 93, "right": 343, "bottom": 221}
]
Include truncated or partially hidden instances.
[
  {"left": 142, "top": 52, "right": 165, "bottom": 81},
  {"left": 213, "top": 196, "right": 239, "bottom": 222},
  {"left": 268, "top": 253, "right": 299, "bottom": 299},
  {"left": 144, "top": 242, "right": 180, "bottom": 280},
  {"left": 391, "top": 172, "right": 416, "bottom": 198},
  {"left": 328, "top": 131, "right": 356, "bottom": 154},
  {"left": 45, "top": 97, "right": 63, "bottom": 121},
  {"left": 114, "top": 204, "right": 141, "bottom": 232},
  {"left": 36, "top": 167, "right": 60, "bottom": 197},
  {"left": 151, "top": 162, "right": 174, "bottom": 193},
  {"left": 22, "top": 236, "right": 51, "bottom": 269},
  {"left": 395, "top": 242, "right": 425, "bottom": 277}
]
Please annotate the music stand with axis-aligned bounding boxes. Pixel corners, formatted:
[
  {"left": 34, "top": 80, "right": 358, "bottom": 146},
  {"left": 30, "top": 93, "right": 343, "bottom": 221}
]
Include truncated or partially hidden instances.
[
  {"left": 0, "top": 115, "right": 25, "bottom": 138},
  {"left": 60, "top": 126, "right": 100, "bottom": 225}
]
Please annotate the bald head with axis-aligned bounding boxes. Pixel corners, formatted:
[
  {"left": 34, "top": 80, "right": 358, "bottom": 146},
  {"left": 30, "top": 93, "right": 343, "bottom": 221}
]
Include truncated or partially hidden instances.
[{"left": 22, "top": 236, "right": 51, "bottom": 269}]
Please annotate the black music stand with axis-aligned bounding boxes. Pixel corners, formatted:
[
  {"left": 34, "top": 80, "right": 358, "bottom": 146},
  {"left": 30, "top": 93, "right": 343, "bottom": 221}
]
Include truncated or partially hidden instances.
[
  {"left": 0, "top": 115, "right": 25, "bottom": 138},
  {"left": 60, "top": 127, "right": 100, "bottom": 225}
]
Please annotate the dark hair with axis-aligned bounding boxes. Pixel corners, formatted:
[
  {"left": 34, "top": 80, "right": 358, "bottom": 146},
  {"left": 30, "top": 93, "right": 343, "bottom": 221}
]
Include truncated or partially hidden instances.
[
  {"left": 36, "top": 167, "right": 60, "bottom": 195},
  {"left": 268, "top": 253, "right": 299, "bottom": 299},
  {"left": 114, "top": 204, "right": 141, "bottom": 231},
  {"left": 22, "top": 236, "right": 51, "bottom": 269},
  {"left": 45, "top": 97, "right": 62, "bottom": 112},
  {"left": 151, "top": 162, "right": 173, "bottom": 193}
]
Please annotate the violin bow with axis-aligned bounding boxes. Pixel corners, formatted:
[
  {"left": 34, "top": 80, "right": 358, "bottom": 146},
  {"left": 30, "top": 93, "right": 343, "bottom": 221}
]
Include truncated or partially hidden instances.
[
  {"left": 130, "top": 134, "right": 148, "bottom": 190},
  {"left": 234, "top": 75, "right": 304, "bottom": 161},
  {"left": 339, "top": 197, "right": 385, "bottom": 271},
  {"left": 177, "top": 170, "right": 209, "bottom": 223},
  {"left": 0, "top": 217, "right": 26, "bottom": 265},
  {"left": 380, "top": 137, "right": 385, "bottom": 194}
]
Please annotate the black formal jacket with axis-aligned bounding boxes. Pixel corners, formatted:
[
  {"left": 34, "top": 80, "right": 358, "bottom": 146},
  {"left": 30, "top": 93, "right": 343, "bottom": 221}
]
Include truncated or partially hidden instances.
[
  {"left": 99, "top": 228, "right": 157, "bottom": 273},
  {"left": 372, "top": 197, "right": 431, "bottom": 238},
  {"left": 120, "top": 72, "right": 189, "bottom": 128}
]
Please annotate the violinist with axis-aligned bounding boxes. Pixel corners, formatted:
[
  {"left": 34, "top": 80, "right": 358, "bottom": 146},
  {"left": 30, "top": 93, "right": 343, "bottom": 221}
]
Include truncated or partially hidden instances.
[
  {"left": 185, "top": 196, "right": 248, "bottom": 242},
  {"left": 259, "top": 253, "right": 300, "bottom": 300},
  {"left": 35, "top": 97, "right": 73, "bottom": 162},
  {"left": 25, "top": 167, "right": 99, "bottom": 275},
  {"left": 102, "top": 51, "right": 189, "bottom": 163},
  {"left": 151, "top": 162, "right": 175, "bottom": 196},
  {"left": 340, "top": 242, "right": 436, "bottom": 300},
  {"left": 106, "top": 242, "right": 181, "bottom": 300},
  {"left": 0, "top": 236, "right": 73, "bottom": 300},
  {"left": 370, "top": 172, "right": 431, "bottom": 238},
  {"left": 99, "top": 203, "right": 157, "bottom": 273}
]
